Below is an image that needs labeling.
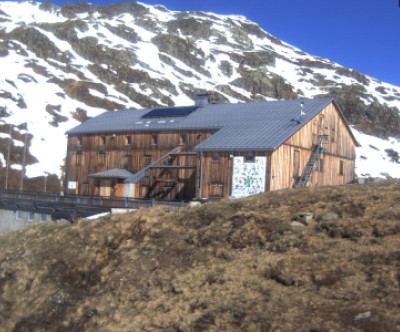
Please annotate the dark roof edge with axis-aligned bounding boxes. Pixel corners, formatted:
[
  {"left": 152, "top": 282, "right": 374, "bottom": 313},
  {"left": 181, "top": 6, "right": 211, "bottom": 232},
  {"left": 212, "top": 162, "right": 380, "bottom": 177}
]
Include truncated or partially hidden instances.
[
  {"left": 66, "top": 126, "right": 222, "bottom": 136},
  {"left": 193, "top": 147, "right": 275, "bottom": 152}
]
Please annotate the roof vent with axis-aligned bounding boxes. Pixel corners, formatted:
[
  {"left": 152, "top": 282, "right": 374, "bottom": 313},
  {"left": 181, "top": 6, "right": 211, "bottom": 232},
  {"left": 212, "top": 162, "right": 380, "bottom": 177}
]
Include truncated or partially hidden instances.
[
  {"left": 291, "top": 101, "right": 306, "bottom": 125},
  {"left": 194, "top": 93, "right": 210, "bottom": 106},
  {"left": 298, "top": 101, "right": 306, "bottom": 121}
]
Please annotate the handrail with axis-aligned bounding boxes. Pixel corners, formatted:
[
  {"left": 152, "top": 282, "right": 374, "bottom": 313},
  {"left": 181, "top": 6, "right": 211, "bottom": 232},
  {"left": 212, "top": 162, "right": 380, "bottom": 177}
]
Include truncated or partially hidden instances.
[
  {"left": 0, "top": 189, "right": 186, "bottom": 209},
  {"left": 124, "top": 146, "right": 181, "bottom": 184}
]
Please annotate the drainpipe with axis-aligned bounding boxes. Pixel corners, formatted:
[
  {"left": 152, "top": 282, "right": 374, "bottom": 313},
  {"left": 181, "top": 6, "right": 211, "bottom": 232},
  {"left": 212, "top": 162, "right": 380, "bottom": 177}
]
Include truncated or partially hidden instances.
[{"left": 199, "top": 151, "right": 204, "bottom": 199}]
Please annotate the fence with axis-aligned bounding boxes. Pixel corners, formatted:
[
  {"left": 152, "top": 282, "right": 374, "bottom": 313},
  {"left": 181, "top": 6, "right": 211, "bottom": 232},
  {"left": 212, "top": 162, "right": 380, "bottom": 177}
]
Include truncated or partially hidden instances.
[{"left": 0, "top": 190, "right": 186, "bottom": 210}]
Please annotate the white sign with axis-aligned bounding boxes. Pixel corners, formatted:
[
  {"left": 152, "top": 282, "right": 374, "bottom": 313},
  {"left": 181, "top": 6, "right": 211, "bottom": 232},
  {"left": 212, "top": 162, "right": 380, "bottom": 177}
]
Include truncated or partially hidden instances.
[
  {"left": 68, "top": 181, "right": 77, "bottom": 190},
  {"left": 231, "top": 156, "right": 266, "bottom": 198}
]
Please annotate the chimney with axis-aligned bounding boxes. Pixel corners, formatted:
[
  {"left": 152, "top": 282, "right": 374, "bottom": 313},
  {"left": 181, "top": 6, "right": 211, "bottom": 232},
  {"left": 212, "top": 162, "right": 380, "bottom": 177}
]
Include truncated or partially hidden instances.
[{"left": 194, "top": 93, "right": 210, "bottom": 106}]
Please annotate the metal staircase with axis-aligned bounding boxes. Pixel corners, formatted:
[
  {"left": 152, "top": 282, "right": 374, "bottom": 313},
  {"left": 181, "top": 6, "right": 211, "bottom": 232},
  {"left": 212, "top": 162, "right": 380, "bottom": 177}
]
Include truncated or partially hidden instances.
[
  {"left": 293, "top": 143, "right": 325, "bottom": 188},
  {"left": 293, "top": 118, "right": 328, "bottom": 188}
]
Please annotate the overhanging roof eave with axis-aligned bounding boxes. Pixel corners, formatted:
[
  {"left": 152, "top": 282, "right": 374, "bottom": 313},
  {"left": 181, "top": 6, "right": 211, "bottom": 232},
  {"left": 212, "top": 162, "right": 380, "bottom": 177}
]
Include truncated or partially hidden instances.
[{"left": 192, "top": 147, "right": 276, "bottom": 152}]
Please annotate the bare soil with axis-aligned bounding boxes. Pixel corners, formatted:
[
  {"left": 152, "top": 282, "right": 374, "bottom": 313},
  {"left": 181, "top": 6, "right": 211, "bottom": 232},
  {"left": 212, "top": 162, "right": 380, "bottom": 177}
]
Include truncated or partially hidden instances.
[{"left": 0, "top": 181, "right": 399, "bottom": 331}]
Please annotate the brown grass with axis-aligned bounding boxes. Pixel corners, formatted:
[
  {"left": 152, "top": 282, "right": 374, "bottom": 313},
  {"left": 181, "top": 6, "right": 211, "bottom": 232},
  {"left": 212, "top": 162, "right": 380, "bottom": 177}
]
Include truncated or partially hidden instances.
[{"left": 0, "top": 180, "right": 400, "bottom": 331}]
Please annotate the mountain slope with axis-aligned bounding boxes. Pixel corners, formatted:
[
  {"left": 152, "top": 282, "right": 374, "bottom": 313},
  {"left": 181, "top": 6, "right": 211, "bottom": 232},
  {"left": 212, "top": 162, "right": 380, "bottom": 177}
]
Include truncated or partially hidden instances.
[
  {"left": 0, "top": 181, "right": 399, "bottom": 331},
  {"left": 0, "top": 1, "right": 399, "bottom": 188}
]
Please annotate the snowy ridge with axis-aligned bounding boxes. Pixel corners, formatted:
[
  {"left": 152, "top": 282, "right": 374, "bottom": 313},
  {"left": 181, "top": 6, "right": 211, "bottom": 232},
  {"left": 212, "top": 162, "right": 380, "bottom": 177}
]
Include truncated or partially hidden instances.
[{"left": 0, "top": 0, "right": 399, "bottom": 182}]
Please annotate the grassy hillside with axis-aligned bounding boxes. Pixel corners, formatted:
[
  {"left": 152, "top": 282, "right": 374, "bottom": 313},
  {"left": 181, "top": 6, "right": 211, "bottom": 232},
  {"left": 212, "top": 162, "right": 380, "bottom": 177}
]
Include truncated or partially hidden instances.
[{"left": 0, "top": 181, "right": 399, "bottom": 331}]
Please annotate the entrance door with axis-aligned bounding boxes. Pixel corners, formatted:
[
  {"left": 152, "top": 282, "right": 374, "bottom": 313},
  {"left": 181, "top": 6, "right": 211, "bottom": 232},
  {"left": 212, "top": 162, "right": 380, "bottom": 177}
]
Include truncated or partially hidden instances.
[{"left": 115, "top": 182, "right": 125, "bottom": 197}]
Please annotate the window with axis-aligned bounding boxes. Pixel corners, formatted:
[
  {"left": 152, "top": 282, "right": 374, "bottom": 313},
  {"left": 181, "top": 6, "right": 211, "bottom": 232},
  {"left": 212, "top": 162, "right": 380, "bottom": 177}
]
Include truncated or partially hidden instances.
[
  {"left": 124, "top": 154, "right": 132, "bottom": 169},
  {"left": 144, "top": 154, "right": 152, "bottom": 166},
  {"left": 28, "top": 211, "right": 35, "bottom": 222},
  {"left": 98, "top": 151, "right": 106, "bottom": 167},
  {"left": 339, "top": 160, "right": 344, "bottom": 176},
  {"left": 210, "top": 183, "right": 223, "bottom": 198},
  {"left": 40, "top": 214, "right": 47, "bottom": 223},
  {"left": 331, "top": 128, "right": 336, "bottom": 143},
  {"left": 244, "top": 156, "right": 255, "bottom": 163},
  {"left": 151, "top": 135, "right": 158, "bottom": 145},
  {"left": 16, "top": 210, "right": 22, "bottom": 220},
  {"left": 212, "top": 155, "right": 221, "bottom": 163},
  {"left": 100, "top": 135, "right": 106, "bottom": 146},
  {"left": 77, "top": 136, "right": 83, "bottom": 146},
  {"left": 179, "top": 134, "right": 187, "bottom": 145},
  {"left": 125, "top": 135, "right": 132, "bottom": 145},
  {"left": 319, "top": 157, "right": 324, "bottom": 173},
  {"left": 75, "top": 151, "right": 82, "bottom": 166}
]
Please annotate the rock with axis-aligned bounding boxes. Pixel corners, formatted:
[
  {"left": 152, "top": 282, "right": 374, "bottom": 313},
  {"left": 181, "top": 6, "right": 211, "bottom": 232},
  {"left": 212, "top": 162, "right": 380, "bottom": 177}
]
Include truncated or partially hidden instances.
[
  {"left": 291, "top": 221, "right": 305, "bottom": 227},
  {"left": 354, "top": 311, "right": 372, "bottom": 321},
  {"left": 321, "top": 212, "right": 339, "bottom": 221},
  {"left": 188, "top": 201, "right": 201, "bottom": 208},
  {"left": 47, "top": 290, "right": 71, "bottom": 305},
  {"left": 295, "top": 212, "right": 313, "bottom": 225}
]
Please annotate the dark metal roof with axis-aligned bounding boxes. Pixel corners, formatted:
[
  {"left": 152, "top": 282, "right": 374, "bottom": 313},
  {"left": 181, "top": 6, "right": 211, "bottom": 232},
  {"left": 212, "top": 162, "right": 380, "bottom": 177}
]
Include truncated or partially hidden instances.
[
  {"left": 66, "top": 98, "right": 351, "bottom": 152},
  {"left": 88, "top": 168, "right": 133, "bottom": 179}
]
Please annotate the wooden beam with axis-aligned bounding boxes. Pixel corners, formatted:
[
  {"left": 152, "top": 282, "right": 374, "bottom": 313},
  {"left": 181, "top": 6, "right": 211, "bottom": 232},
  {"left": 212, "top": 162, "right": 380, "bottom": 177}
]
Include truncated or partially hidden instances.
[
  {"left": 170, "top": 152, "right": 199, "bottom": 156},
  {"left": 155, "top": 177, "right": 178, "bottom": 183}
]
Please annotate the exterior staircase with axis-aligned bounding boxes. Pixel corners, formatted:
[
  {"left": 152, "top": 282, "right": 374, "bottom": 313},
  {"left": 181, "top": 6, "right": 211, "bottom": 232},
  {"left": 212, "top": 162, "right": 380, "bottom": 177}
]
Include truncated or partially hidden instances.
[{"left": 293, "top": 143, "right": 325, "bottom": 188}]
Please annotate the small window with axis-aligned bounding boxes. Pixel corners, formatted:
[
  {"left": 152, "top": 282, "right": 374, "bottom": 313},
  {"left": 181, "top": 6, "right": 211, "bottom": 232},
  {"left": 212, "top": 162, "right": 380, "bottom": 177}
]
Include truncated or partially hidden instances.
[
  {"left": 180, "top": 134, "right": 187, "bottom": 145},
  {"left": 144, "top": 154, "right": 152, "bottom": 166},
  {"left": 40, "top": 214, "right": 47, "bottom": 222},
  {"left": 339, "top": 160, "right": 344, "bottom": 176},
  {"left": 77, "top": 136, "right": 83, "bottom": 146},
  {"left": 100, "top": 135, "right": 106, "bottom": 146},
  {"left": 244, "top": 156, "right": 255, "bottom": 163},
  {"left": 212, "top": 155, "right": 220, "bottom": 163},
  {"left": 28, "top": 211, "right": 34, "bottom": 222},
  {"left": 210, "top": 183, "right": 223, "bottom": 198},
  {"left": 98, "top": 151, "right": 106, "bottom": 167},
  {"left": 126, "top": 135, "right": 132, "bottom": 145},
  {"left": 151, "top": 135, "right": 158, "bottom": 145},
  {"left": 331, "top": 128, "right": 335, "bottom": 143},
  {"left": 75, "top": 151, "right": 82, "bottom": 166},
  {"left": 16, "top": 210, "right": 22, "bottom": 220},
  {"left": 125, "top": 154, "right": 132, "bottom": 169}
]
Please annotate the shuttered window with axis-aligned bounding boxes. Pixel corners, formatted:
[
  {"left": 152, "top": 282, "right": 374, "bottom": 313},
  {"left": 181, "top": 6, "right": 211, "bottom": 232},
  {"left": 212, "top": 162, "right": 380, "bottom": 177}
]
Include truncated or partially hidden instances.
[{"left": 210, "top": 183, "right": 223, "bottom": 198}]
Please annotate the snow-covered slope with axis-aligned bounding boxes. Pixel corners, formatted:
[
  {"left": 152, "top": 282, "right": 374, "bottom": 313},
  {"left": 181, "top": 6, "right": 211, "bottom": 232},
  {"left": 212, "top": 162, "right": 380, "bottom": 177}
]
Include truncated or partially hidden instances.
[{"left": 0, "top": 0, "right": 399, "bottom": 186}]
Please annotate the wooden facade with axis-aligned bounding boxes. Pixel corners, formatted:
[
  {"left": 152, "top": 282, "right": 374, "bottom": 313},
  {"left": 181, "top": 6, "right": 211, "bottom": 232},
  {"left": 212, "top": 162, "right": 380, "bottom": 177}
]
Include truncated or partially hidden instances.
[
  {"left": 65, "top": 130, "right": 214, "bottom": 199},
  {"left": 65, "top": 99, "right": 356, "bottom": 201},
  {"left": 270, "top": 102, "right": 356, "bottom": 190}
]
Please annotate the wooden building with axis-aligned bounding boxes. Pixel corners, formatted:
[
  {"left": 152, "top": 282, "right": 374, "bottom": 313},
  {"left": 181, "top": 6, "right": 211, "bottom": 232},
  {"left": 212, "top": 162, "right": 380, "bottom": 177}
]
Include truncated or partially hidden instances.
[{"left": 65, "top": 97, "right": 357, "bottom": 201}]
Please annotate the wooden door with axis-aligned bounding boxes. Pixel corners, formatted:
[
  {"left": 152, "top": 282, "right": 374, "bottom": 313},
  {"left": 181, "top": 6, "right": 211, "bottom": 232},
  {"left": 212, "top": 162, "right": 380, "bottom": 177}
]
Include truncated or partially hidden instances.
[
  {"left": 293, "top": 150, "right": 300, "bottom": 178},
  {"left": 115, "top": 183, "right": 124, "bottom": 197}
]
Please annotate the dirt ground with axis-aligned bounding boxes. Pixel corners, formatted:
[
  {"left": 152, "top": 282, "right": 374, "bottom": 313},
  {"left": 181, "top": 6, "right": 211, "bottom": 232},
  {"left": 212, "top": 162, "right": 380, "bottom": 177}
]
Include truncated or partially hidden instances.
[{"left": 0, "top": 180, "right": 399, "bottom": 331}]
